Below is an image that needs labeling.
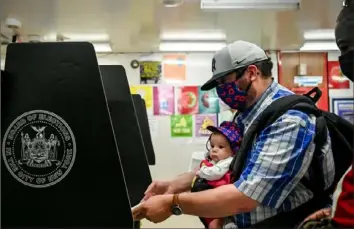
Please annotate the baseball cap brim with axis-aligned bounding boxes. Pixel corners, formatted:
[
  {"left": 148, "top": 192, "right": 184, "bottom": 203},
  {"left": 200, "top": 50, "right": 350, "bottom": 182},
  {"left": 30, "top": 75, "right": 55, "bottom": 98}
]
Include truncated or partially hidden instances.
[
  {"left": 200, "top": 69, "right": 235, "bottom": 91},
  {"left": 206, "top": 125, "right": 221, "bottom": 133}
]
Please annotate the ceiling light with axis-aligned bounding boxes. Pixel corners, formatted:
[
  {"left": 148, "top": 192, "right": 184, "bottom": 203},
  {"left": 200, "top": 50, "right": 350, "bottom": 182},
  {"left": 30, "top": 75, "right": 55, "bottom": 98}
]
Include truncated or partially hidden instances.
[
  {"left": 42, "top": 33, "right": 57, "bottom": 41},
  {"left": 92, "top": 43, "right": 112, "bottom": 53},
  {"left": 42, "top": 33, "right": 110, "bottom": 42},
  {"left": 160, "top": 30, "right": 226, "bottom": 41},
  {"left": 201, "top": 0, "right": 300, "bottom": 10},
  {"left": 42, "top": 33, "right": 109, "bottom": 42},
  {"left": 300, "top": 42, "right": 339, "bottom": 51},
  {"left": 303, "top": 29, "right": 335, "bottom": 41},
  {"left": 159, "top": 42, "right": 226, "bottom": 52},
  {"left": 163, "top": 0, "right": 184, "bottom": 7},
  {"left": 63, "top": 33, "right": 110, "bottom": 42}
]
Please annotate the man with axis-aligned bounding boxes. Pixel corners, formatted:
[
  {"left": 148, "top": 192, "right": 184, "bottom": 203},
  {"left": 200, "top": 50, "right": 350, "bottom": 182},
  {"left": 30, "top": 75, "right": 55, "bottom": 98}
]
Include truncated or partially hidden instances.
[
  {"left": 301, "top": 1, "right": 354, "bottom": 228},
  {"left": 336, "top": 0, "right": 354, "bottom": 81},
  {"left": 133, "top": 40, "right": 334, "bottom": 228}
]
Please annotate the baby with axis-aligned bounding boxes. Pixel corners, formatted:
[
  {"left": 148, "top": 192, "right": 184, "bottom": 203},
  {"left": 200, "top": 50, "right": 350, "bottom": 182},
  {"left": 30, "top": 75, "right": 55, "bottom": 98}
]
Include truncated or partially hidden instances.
[{"left": 191, "top": 121, "right": 243, "bottom": 228}]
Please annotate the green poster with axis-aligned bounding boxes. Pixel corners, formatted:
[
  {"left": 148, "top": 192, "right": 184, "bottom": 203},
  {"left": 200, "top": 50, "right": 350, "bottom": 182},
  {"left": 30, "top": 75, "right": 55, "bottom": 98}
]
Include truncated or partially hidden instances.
[{"left": 170, "top": 115, "right": 193, "bottom": 137}]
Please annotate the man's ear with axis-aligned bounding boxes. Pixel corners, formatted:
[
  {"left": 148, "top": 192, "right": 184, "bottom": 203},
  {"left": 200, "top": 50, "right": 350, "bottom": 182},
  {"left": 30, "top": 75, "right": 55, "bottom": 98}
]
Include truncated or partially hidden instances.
[
  {"left": 248, "top": 65, "right": 258, "bottom": 81},
  {"left": 250, "top": 73, "right": 257, "bottom": 82}
]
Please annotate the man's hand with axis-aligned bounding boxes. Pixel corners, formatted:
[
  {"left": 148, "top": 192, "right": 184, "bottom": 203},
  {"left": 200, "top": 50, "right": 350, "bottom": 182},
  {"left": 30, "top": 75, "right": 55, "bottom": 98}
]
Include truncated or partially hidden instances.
[
  {"left": 143, "top": 170, "right": 197, "bottom": 201},
  {"left": 142, "top": 181, "right": 173, "bottom": 201},
  {"left": 133, "top": 194, "right": 173, "bottom": 223},
  {"left": 303, "top": 208, "right": 331, "bottom": 222}
]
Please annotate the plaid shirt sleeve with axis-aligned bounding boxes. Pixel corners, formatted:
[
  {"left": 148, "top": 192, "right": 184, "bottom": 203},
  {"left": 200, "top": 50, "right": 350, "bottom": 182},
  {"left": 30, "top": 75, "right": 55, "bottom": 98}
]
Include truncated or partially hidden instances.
[{"left": 234, "top": 109, "right": 316, "bottom": 209}]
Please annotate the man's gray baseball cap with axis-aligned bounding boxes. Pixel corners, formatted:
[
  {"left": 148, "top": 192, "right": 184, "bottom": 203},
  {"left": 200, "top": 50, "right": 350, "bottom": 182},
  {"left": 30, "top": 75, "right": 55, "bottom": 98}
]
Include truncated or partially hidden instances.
[{"left": 201, "top": 40, "right": 269, "bottom": 91}]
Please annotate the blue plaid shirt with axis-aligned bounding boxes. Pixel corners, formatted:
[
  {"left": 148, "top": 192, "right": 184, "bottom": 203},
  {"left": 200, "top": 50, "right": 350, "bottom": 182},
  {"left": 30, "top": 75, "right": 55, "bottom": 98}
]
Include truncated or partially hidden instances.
[{"left": 231, "top": 81, "right": 335, "bottom": 228}]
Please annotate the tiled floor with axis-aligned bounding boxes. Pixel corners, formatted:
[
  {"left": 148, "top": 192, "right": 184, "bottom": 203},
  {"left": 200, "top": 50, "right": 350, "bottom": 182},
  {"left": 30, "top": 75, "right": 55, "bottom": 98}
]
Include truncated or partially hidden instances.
[{"left": 142, "top": 215, "right": 203, "bottom": 228}]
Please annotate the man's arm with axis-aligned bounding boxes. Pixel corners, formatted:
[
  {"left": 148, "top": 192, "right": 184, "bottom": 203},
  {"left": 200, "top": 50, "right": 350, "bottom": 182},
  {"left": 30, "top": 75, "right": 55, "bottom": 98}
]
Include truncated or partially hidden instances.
[
  {"left": 170, "top": 168, "right": 198, "bottom": 193},
  {"left": 176, "top": 184, "right": 258, "bottom": 218},
  {"left": 197, "top": 158, "right": 232, "bottom": 181},
  {"left": 168, "top": 110, "right": 317, "bottom": 218}
]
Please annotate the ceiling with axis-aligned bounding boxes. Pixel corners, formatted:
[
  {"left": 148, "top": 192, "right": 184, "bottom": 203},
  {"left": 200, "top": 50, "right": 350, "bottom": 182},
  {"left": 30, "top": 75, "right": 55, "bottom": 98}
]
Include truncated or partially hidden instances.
[{"left": 0, "top": 0, "right": 343, "bottom": 53}]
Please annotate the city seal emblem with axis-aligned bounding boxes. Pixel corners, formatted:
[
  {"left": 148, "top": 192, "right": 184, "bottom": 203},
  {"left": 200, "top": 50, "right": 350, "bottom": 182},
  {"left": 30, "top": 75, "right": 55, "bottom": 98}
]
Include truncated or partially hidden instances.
[{"left": 2, "top": 110, "right": 76, "bottom": 188}]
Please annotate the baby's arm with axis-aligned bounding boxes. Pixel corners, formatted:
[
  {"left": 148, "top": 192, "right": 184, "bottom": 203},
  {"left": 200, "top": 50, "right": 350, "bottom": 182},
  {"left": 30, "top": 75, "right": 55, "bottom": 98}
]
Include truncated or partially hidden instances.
[{"left": 197, "top": 157, "right": 232, "bottom": 181}]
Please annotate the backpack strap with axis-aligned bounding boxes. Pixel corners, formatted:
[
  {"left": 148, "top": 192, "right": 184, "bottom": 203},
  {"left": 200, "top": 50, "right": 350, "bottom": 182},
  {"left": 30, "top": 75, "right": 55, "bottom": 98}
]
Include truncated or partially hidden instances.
[
  {"left": 304, "top": 87, "right": 322, "bottom": 103},
  {"left": 232, "top": 111, "right": 240, "bottom": 123}
]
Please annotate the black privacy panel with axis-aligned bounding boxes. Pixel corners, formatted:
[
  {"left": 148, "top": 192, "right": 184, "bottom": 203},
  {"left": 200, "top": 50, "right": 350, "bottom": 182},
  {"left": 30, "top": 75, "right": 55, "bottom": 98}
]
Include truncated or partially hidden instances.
[
  {"left": 1, "top": 43, "right": 133, "bottom": 229},
  {"left": 99, "top": 65, "right": 152, "bottom": 206},
  {"left": 132, "top": 95, "right": 156, "bottom": 165}
]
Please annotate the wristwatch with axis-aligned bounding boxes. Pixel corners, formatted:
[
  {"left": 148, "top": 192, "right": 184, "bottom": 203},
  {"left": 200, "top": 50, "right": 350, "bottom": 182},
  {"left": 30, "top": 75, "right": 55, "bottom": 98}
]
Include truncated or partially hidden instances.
[{"left": 171, "top": 194, "right": 183, "bottom": 216}]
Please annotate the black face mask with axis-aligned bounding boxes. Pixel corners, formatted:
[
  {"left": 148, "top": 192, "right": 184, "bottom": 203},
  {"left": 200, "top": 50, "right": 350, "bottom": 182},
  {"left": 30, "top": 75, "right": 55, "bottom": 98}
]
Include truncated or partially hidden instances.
[{"left": 339, "top": 50, "right": 354, "bottom": 82}]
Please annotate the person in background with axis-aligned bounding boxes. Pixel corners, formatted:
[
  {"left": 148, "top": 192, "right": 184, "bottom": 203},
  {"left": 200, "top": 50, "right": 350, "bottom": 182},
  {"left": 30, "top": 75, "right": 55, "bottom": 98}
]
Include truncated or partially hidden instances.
[
  {"left": 191, "top": 121, "right": 242, "bottom": 228},
  {"left": 300, "top": 1, "right": 354, "bottom": 228},
  {"left": 133, "top": 40, "right": 334, "bottom": 228}
]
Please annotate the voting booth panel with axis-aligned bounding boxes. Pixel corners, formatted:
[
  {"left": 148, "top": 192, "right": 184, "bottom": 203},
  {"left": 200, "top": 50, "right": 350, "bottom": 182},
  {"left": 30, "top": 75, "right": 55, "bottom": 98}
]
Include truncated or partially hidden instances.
[
  {"left": 132, "top": 94, "right": 156, "bottom": 165},
  {"left": 99, "top": 65, "right": 152, "bottom": 207},
  {"left": 1, "top": 43, "right": 133, "bottom": 228}
]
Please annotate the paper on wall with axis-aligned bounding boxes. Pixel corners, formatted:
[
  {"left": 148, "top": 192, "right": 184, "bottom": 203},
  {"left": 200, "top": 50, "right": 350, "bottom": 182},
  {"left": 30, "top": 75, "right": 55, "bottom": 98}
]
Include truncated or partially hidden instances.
[{"left": 148, "top": 118, "right": 158, "bottom": 139}]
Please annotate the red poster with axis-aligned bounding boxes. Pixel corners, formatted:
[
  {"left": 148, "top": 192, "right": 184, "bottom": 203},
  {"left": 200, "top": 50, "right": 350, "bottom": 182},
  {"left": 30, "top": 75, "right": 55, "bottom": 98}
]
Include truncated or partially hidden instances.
[
  {"left": 328, "top": 61, "right": 350, "bottom": 89},
  {"left": 177, "top": 86, "right": 199, "bottom": 115}
]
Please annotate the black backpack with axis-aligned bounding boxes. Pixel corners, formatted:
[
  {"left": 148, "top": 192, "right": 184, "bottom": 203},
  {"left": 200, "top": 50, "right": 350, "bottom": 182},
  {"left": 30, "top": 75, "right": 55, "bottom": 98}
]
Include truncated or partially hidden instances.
[{"left": 230, "top": 87, "right": 354, "bottom": 228}]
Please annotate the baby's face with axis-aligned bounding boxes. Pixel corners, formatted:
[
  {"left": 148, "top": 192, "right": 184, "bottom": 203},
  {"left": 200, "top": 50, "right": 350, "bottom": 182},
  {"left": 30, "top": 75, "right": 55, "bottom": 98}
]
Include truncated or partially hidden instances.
[{"left": 209, "top": 133, "right": 233, "bottom": 162}]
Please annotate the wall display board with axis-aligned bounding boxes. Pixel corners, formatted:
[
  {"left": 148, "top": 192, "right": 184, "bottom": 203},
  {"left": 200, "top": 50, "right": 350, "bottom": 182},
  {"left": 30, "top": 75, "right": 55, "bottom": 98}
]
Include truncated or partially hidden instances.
[{"left": 332, "top": 98, "right": 354, "bottom": 124}]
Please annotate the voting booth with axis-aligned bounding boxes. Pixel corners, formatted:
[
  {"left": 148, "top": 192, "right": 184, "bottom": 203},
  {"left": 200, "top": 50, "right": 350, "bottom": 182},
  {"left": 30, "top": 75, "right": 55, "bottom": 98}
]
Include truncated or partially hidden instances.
[
  {"left": 1, "top": 43, "right": 133, "bottom": 228},
  {"left": 99, "top": 65, "right": 152, "bottom": 207},
  {"left": 132, "top": 94, "right": 156, "bottom": 165}
]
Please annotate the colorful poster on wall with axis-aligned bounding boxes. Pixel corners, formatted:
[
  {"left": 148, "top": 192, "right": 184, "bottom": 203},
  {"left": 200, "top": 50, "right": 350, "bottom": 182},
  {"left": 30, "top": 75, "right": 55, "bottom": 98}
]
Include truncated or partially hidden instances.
[
  {"left": 198, "top": 87, "right": 220, "bottom": 114},
  {"left": 130, "top": 85, "right": 153, "bottom": 114},
  {"left": 332, "top": 98, "right": 354, "bottom": 124},
  {"left": 140, "top": 61, "right": 162, "bottom": 84},
  {"left": 176, "top": 86, "right": 199, "bottom": 115},
  {"left": 163, "top": 54, "right": 186, "bottom": 82},
  {"left": 153, "top": 85, "right": 175, "bottom": 115},
  {"left": 328, "top": 61, "right": 350, "bottom": 89},
  {"left": 170, "top": 115, "right": 193, "bottom": 137},
  {"left": 195, "top": 114, "right": 217, "bottom": 137}
]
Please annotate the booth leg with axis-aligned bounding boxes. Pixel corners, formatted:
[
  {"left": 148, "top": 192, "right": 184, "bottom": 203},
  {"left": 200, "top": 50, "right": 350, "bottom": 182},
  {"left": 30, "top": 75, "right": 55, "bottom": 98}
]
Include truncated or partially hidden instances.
[{"left": 134, "top": 221, "right": 141, "bottom": 229}]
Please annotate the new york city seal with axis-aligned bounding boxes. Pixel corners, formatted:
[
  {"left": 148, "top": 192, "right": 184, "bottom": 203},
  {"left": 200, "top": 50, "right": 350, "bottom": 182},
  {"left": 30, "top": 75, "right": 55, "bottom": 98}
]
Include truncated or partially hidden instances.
[{"left": 2, "top": 110, "right": 76, "bottom": 188}]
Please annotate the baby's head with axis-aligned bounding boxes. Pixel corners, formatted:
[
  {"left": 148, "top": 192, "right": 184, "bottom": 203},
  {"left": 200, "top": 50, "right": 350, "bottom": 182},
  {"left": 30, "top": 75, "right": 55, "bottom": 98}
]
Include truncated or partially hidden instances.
[{"left": 206, "top": 121, "right": 242, "bottom": 162}]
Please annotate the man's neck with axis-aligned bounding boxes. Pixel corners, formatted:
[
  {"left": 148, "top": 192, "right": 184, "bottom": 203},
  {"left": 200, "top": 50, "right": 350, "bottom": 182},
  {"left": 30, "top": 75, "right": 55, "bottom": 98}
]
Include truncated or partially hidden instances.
[{"left": 246, "top": 78, "right": 273, "bottom": 108}]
